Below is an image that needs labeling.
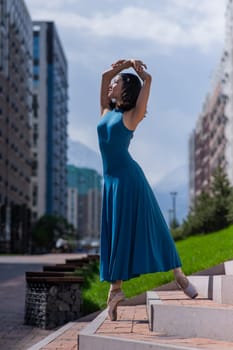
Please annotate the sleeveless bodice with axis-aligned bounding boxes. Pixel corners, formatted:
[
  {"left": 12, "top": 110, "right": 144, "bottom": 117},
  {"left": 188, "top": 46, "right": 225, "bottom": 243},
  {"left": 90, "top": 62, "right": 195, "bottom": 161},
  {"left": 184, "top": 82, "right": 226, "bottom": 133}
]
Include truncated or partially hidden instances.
[{"left": 97, "top": 109, "right": 134, "bottom": 175}]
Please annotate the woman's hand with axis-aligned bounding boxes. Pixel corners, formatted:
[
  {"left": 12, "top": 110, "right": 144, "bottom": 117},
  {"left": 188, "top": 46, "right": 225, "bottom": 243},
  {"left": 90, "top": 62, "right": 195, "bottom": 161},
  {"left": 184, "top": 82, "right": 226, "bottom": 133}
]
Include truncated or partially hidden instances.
[
  {"left": 111, "top": 59, "right": 132, "bottom": 69},
  {"left": 131, "top": 59, "right": 147, "bottom": 72},
  {"left": 111, "top": 59, "right": 147, "bottom": 72}
]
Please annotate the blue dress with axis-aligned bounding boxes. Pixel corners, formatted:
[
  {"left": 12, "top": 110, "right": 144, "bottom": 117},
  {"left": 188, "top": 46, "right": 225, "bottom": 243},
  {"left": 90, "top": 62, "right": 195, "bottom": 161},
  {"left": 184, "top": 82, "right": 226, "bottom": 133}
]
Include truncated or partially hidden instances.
[{"left": 97, "top": 109, "right": 181, "bottom": 282}]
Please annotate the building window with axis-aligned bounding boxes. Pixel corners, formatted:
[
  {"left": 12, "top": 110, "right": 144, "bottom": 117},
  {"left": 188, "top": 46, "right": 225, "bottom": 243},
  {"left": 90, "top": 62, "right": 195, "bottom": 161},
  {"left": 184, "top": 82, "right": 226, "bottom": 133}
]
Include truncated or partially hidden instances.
[
  {"left": 33, "top": 64, "right": 39, "bottom": 76},
  {"left": 32, "top": 159, "right": 38, "bottom": 176},
  {"left": 33, "top": 123, "right": 38, "bottom": 146},
  {"left": 33, "top": 76, "right": 39, "bottom": 88},
  {"left": 32, "top": 94, "right": 38, "bottom": 118},
  {"left": 32, "top": 185, "right": 38, "bottom": 206}
]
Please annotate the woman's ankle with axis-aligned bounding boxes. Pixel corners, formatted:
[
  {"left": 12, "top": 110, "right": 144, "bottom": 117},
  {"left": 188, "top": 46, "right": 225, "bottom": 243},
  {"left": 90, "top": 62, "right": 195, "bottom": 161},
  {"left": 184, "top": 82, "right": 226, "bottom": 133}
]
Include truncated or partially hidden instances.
[
  {"left": 173, "top": 268, "right": 185, "bottom": 279},
  {"left": 109, "top": 281, "right": 122, "bottom": 293}
]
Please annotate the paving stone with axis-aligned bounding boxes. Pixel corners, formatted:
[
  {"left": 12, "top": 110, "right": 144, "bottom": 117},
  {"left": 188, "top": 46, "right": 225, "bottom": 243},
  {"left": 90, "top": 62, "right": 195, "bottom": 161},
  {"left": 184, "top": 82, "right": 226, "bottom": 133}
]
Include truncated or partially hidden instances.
[
  {"left": 94, "top": 303, "right": 233, "bottom": 349},
  {"left": 0, "top": 254, "right": 85, "bottom": 349},
  {"left": 2, "top": 255, "right": 233, "bottom": 350}
]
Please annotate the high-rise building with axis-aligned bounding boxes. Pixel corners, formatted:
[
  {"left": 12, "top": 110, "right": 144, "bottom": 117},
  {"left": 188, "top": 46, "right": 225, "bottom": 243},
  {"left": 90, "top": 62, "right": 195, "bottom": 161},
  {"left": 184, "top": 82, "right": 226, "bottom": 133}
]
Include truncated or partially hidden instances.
[
  {"left": 189, "top": 83, "right": 227, "bottom": 202},
  {"left": 222, "top": 0, "right": 233, "bottom": 185},
  {"left": 189, "top": 0, "right": 232, "bottom": 204},
  {"left": 0, "top": 0, "right": 32, "bottom": 252},
  {"left": 31, "top": 21, "right": 68, "bottom": 221},
  {"left": 67, "top": 165, "right": 102, "bottom": 245}
]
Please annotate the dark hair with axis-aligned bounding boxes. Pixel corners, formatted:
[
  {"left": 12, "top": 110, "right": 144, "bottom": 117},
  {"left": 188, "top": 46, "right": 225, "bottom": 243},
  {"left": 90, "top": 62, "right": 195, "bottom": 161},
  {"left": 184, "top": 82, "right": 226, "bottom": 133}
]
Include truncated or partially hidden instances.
[{"left": 110, "top": 73, "right": 142, "bottom": 111}]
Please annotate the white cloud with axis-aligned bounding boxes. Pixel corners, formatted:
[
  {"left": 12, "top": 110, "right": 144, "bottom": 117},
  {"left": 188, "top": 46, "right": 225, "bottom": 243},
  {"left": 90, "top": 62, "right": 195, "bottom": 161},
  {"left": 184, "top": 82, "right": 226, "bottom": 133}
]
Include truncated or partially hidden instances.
[
  {"left": 25, "top": 0, "right": 228, "bottom": 206},
  {"left": 26, "top": 0, "right": 79, "bottom": 11},
  {"left": 26, "top": 0, "right": 226, "bottom": 52},
  {"left": 129, "top": 108, "right": 192, "bottom": 186},
  {"left": 68, "top": 124, "right": 99, "bottom": 152}
]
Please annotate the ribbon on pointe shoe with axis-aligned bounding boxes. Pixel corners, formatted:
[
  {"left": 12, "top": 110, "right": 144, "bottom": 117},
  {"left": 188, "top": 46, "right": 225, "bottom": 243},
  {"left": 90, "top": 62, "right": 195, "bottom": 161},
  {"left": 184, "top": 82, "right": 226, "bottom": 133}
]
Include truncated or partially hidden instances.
[
  {"left": 107, "top": 289, "right": 125, "bottom": 321},
  {"left": 175, "top": 275, "right": 198, "bottom": 299}
]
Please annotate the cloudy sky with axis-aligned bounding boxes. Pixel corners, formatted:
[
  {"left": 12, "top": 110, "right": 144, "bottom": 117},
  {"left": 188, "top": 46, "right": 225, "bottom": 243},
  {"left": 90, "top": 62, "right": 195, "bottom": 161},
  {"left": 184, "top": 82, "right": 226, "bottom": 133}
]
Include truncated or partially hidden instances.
[{"left": 25, "top": 0, "right": 227, "bottom": 189}]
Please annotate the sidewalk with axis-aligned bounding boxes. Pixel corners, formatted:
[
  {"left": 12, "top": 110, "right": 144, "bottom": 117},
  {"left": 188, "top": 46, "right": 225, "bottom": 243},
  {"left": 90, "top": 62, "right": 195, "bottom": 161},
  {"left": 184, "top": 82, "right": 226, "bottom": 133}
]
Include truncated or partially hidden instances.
[
  {"left": 0, "top": 266, "right": 53, "bottom": 350},
  {"left": 27, "top": 321, "right": 89, "bottom": 350},
  {"left": 29, "top": 298, "right": 233, "bottom": 350},
  {"left": 0, "top": 254, "right": 86, "bottom": 350},
  {"left": 2, "top": 255, "right": 233, "bottom": 350}
]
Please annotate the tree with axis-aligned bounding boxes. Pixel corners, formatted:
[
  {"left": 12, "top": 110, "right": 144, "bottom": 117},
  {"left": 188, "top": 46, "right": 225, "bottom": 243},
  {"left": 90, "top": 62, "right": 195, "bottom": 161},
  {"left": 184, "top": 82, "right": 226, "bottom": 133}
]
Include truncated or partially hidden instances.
[
  {"left": 183, "top": 192, "right": 215, "bottom": 235},
  {"left": 170, "top": 217, "right": 180, "bottom": 230},
  {"left": 210, "top": 167, "right": 232, "bottom": 230},
  {"left": 226, "top": 190, "right": 233, "bottom": 224},
  {"left": 182, "top": 167, "right": 232, "bottom": 236},
  {"left": 31, "top": 214, "right": 77, "bottom": 252}
]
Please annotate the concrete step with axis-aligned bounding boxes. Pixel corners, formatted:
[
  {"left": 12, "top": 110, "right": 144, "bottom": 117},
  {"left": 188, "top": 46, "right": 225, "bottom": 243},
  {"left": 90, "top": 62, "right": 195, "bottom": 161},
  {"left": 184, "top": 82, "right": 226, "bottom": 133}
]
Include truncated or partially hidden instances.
[
  {"left": 187, "top": 274, "right": 233, "bottom": 304},
  {"left": 29, "top": 259, "right": 233, "bottom": 350},
  {"left": 224, "top": 260, "right": 233, "bottom": 275},
  {"left": 192, "top": 260, "right": 233, "bottom": 276},
  {"left": 79, "top": 302, "right": 233, "bottom": 350},
  {"left": 147, "top": 290, "right": 233, "bottom": 342},
  {"left": 212, "top": 275, "right": 233, "bottom": 304},
  {"left": 151, "top": 260, "right": 233, "bottom": 297}
]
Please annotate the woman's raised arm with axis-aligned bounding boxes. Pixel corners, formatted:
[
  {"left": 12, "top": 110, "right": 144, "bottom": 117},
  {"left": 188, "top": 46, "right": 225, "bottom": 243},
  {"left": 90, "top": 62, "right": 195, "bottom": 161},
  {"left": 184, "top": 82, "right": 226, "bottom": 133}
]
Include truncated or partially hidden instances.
[
  {"left": 100, "top": 59, "right": 132, "bottom": 115},
  {"left": 130, "top": 60, "right": 152, "bottom": 127}
]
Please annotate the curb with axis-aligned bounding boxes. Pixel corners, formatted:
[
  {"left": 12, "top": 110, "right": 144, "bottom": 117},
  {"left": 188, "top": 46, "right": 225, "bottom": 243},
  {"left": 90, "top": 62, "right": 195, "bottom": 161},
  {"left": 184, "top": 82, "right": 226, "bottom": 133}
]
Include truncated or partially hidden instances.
[{"left": 27, "top": 322, "right": 77, "bottom": 350}]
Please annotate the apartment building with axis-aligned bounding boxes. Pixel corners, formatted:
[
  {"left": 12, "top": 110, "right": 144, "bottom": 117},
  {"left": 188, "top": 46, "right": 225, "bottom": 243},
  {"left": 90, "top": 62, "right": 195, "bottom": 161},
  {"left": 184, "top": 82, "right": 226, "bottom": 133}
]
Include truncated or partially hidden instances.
[
  {"left": 31, "top": 21, "right": 68, "bottom": 221},
  {"left": 67, "top": 165, "right": 102, "bottom": 246},
  {"left": 0, "top": 0, "right": 32, "bottom": 252},
  {"left": 190, "top": 84, "right": 227, "bottom": 201},
  {"left": 189, "top": 0, "right": 233, "bottom": 205}
]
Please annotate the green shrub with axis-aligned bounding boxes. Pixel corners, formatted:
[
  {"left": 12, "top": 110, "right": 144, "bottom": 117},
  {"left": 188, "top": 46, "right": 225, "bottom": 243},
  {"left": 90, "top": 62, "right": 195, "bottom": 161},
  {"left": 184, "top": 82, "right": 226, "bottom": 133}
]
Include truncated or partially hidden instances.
[
  {"left": 171, "top": 226, "right": 186, "bottom": 241},
  {"left": 178, "top": 167, "right": 232, "bottom": 238}
]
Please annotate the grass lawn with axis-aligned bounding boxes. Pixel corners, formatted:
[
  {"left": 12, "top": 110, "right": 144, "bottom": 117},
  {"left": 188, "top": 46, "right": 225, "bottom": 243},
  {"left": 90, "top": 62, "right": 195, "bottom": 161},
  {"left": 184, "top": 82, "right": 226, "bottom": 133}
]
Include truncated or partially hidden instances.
[{"left": 81, "top": 225, "right": 233, "bottom": 314}]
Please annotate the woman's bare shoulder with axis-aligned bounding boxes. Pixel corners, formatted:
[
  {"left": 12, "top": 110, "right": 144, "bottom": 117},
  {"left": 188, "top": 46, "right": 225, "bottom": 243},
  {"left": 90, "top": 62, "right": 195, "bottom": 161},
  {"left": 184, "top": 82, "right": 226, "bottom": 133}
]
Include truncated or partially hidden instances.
[{"left": 101, "top": 108, "right": 111, "bottom": 117}]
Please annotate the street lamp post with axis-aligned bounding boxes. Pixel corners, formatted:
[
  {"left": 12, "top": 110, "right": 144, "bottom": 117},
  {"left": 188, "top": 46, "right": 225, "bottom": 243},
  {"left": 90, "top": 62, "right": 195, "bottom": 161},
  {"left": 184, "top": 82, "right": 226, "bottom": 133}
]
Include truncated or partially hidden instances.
[
  {"left": 170, "top": 192, "right": 177, "bottom": 225},
  {"left": 168, "top": 209, "right": 173, "bottom": 227}
]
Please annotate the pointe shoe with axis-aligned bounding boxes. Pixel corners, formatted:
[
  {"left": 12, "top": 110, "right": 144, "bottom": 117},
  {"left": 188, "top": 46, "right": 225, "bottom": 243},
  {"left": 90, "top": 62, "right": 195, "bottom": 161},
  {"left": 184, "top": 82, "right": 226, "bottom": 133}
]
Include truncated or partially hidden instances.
[
  {"left": 175, "top": 275, "right": 198, "bottom": 299},
  {"left": 107, "top": 289, "right": 125, "bottom": 321}
]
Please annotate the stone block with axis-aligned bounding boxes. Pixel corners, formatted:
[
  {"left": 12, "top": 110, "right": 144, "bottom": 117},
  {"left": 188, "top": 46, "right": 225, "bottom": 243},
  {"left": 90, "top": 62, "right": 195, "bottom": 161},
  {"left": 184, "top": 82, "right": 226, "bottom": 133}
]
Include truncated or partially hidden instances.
[
  {"left": 224, "top": 260, "right": 233, "bottom": 275},
  {"left": 146, "top": 291, "right": 162, "bottom": 331},
  {"left": 151, "top": 303, "right": 233, "bottom": 342},
  {"left": 213, "top": 275, "right": 233, "bottom": 304},
  {"left": 187, "top": 275, "right": 210, "bottom": 298}
]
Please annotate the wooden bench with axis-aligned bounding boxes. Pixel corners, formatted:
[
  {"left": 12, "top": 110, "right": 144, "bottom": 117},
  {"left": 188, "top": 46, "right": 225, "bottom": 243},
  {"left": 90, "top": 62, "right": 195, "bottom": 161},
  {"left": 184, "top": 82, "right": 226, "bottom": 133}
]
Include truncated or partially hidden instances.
[
  {"left": 65, "top": 254, "right": 99, "bottom": 266},
  {"left": 65, "top": 258, "right": 90, "bottom": 266},
  {"left": 25, "top": 271, "right": 74, "bottom": 278},
  {"left": 43, "top": 264, "right": 79, "bottom": 272}
]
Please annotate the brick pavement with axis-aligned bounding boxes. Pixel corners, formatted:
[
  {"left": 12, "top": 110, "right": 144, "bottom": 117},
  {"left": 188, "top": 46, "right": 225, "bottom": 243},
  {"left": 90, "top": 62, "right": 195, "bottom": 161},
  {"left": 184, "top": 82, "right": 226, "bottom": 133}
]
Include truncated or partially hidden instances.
[
  {"left": 156, "top": 290, "right": 233, "bottom": 309},
  {"left": 2, "top": 255, "right": 233, "bottom": 350},
  {"left": 0, "top": 268, "right": 53, "bottom": 350},
  {"left": 38, "top": 291, "right": 233, "bottom": 350},
  {"left": 0, "top": 254, "right": 86, "bottom": 350},
  {"left": 96, "top": 302, "right": 233, "bottom": 349},
  {"left": 35, "top": 322, "right": 88, "bottom": 350}
]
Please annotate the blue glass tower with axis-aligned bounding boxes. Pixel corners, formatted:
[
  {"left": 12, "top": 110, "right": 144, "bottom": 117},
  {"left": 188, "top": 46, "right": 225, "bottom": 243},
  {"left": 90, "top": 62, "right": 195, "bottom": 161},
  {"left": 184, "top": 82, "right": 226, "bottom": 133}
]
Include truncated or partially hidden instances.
[
  {"left": 32, "top": 22, "right": 68, "bottom": 220},
  {"left": 67, "top": 165, "right": 102, "bottom": 241}
]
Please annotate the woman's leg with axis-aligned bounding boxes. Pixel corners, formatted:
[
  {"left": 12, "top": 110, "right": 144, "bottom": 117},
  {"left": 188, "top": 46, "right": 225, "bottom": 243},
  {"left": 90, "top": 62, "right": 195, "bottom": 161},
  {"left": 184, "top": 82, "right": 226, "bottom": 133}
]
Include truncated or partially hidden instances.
[
  {"left": 107, "top": 280, "right": 122, "bottom": 304},
  {"left": 109, "top": 280, "right": 122, "bottom": 292},
  {"left": 173, "top": 267, "right": 186, "bottom": 279},
  {"left": 107, "top": 280, "right": 125, "bottom": 321},
  {"left": 173, "top": 267, "right": 198, "bottom": 298}
]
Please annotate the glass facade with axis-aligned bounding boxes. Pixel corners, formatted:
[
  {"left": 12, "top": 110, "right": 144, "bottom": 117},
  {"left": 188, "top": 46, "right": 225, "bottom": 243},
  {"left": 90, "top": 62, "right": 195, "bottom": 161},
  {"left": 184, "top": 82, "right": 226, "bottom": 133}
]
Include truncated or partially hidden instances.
[
  {"left": 32, "top": 21, "right": 68, "bottom": 220},
  {"left": 67, "top": 165, "right": 102, "bottom": 194},
  {"left": 67, "top": 165, "right": 102, "bottom": 240},
  {"left": 33, "top": 31, "right": 39, "bottom": 88},
  {"left": 0, "top": 0, "right": 32, "bottom": 253}
]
